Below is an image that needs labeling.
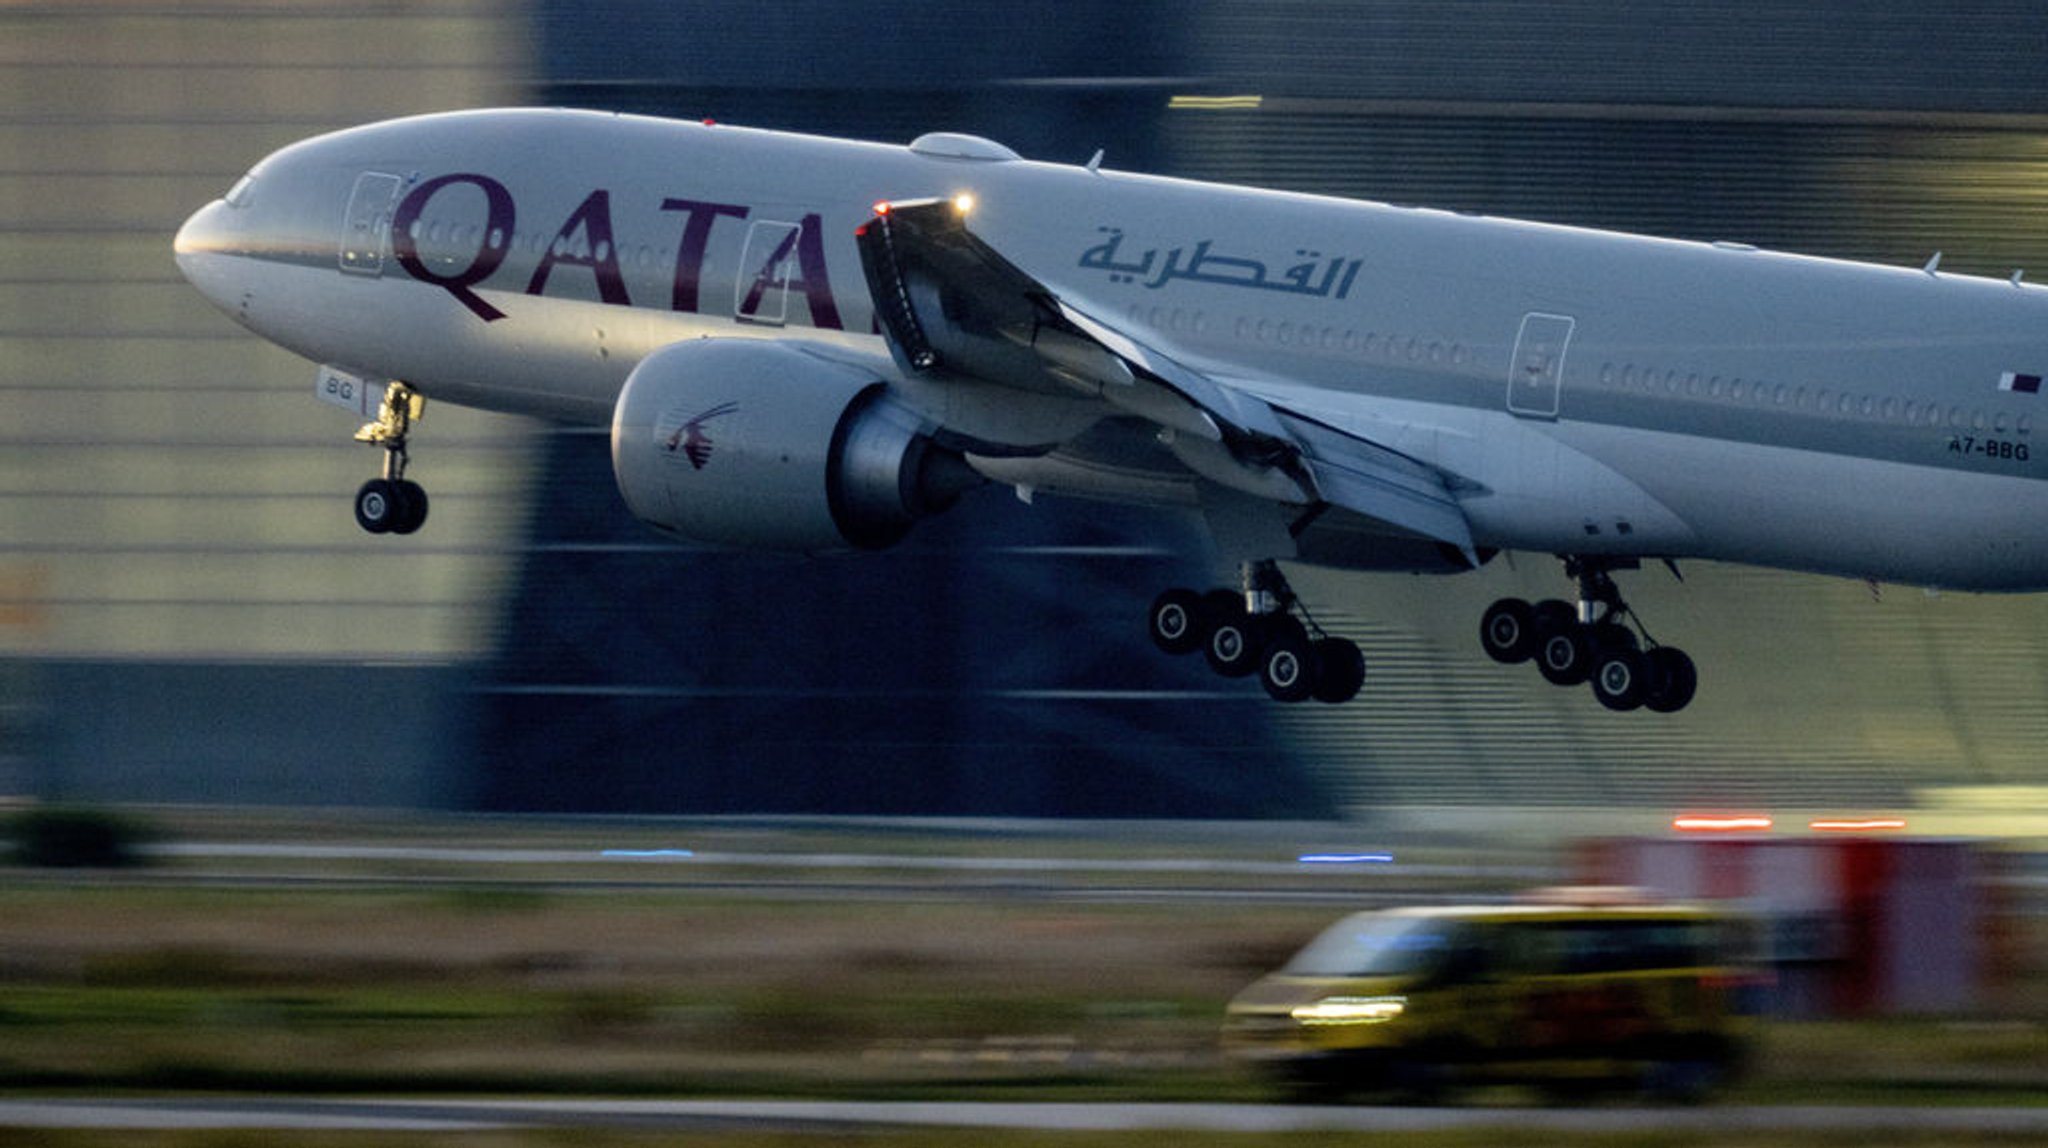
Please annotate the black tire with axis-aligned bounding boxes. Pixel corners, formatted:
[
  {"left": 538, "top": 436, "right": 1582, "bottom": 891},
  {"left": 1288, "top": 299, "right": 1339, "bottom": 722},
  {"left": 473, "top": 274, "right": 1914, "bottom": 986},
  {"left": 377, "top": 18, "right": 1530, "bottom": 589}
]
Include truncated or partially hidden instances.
[
  {"left": 1260, "top": 618, "right": 1318, "bottom": 703},
  {"left": 1536, "top": 621, "right": 1596, "bottom": 686},
  {"left": 1592, "top": 646, "right": 1648, "bottom": 711},
  {"left": 1531, "top": 598, "right": 1576, "bottom": 632},
  {"left": 1641, "top": 1057, "right": 1726, "bottom": 1104},
  {"left": 1148, "top": 588, "right": 1207, "bottom": 655},
  {"left": 1311, "top": 637, "right": 1366, "bottom": 704},
  {"left": 354, "top": 478, "right": 398, "bottom": 534},
  {"left": 1479, "top": 598, "right": 1536, "bottom": 663},
  {"left": 1644, "top": 646, "right": 1699, "bottom": 713},
  {"left": 1204, "top": 605, "right": 1265, "bottom": 678},
  {"left": 392, "top": 479, "right": 428, "bottom": 535},
  {"left": 1388, "top": 1058, "right": 1453, "bottom": 1106}
]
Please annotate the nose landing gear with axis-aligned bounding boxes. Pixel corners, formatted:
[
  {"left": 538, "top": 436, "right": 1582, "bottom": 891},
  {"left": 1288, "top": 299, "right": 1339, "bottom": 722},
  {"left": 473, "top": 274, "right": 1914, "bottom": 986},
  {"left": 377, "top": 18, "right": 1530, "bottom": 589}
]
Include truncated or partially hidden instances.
[
  {"left": 351, "top": 381, "right": 428, "bottom": 535},
  {"left": 1149, "top": 560, "right": 1366, "bottom": 704},
  {"left": 1479, "top": 557, "right": 1697, "bottom": 712}
]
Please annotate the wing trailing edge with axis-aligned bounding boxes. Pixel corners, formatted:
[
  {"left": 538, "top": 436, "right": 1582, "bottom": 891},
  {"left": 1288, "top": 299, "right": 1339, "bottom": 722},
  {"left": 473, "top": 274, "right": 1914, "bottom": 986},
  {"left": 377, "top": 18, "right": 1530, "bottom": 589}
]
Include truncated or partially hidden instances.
[{"left": 853, "top": 196, "right": 1477, "bottom": 560}]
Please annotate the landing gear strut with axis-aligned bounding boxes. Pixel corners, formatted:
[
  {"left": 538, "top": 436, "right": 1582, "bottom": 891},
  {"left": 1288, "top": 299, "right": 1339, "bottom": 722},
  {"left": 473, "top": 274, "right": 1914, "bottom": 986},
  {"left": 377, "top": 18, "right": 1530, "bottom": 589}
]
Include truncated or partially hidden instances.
[
  {"left": 352, "top": 381, "right": 428, "bottom": 535},
  {"left": 1479, "top": 557, "right": 1696, "bottom": 712},
  {"left": 1148, "top": 560, "right": 1366, "bottom": 704}
]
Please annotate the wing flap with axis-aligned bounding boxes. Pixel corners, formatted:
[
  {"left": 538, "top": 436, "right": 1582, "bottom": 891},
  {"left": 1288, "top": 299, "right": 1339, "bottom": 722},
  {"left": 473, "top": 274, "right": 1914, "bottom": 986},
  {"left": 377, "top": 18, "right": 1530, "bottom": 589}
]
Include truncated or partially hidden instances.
[
  {"left": 853, "top": 195, "right": 1477, "bottom": 558},
  {"left": 1279, "top": 413, "right": 1477, "bottom": 558},
  {"left": 856, "top": 198, "right": 1249, "bottom": 441}
]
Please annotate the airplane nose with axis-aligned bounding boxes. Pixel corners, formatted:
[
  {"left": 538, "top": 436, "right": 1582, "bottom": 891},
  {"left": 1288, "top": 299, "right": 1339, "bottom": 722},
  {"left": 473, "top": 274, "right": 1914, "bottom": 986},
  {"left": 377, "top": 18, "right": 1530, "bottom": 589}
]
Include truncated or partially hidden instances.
[
  {"left": 173, "top": 199, "right": 229, "bottom": 268},
  {"left": 174, "top": 199, "right": 242, "bottom": 312}
]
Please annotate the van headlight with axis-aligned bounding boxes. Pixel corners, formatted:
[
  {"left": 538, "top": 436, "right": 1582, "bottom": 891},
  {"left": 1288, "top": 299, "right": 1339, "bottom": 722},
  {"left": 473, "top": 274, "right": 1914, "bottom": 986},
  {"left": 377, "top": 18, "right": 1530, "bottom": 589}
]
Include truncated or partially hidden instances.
[{"left": 1290, "top": 996, "right": 1407, "bottom": 1025}]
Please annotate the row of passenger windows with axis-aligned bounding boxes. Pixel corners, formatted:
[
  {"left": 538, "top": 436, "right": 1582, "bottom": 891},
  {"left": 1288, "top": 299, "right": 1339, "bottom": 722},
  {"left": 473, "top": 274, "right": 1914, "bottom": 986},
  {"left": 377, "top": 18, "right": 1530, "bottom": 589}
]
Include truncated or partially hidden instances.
[
  {"left": 1600, "top": 361, "right": 2033, "bottom": 435},
  {"left": 1134, "top": 299, "right": 2033, "bottom": 439},
  {"left": 1231, "top": 315, "right": 1474, "bottom": 367},
  {"left": 406, "top": 218, "right": 694, "bottom": 273},
  {"left": 1124, "top": 303, "right": 1477, "bottom": 366}
]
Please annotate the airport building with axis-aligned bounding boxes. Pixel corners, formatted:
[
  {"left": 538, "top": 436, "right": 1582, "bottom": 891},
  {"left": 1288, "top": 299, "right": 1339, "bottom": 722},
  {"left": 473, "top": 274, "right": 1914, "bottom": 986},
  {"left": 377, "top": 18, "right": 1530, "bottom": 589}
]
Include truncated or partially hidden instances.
[{"left": 6, "top": 1, "right": 2048, "bottom": 818}]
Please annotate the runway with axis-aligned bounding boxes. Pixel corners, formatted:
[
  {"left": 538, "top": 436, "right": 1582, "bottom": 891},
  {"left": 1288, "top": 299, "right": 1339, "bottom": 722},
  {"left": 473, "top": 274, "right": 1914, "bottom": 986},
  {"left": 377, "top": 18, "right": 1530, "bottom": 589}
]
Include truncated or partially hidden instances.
[
  {"left": 96, "top": 837, "right": 1552, "bottom": 906},
  {"left": 10, "top": 821, "right": 2041, "bottom": 1136},
  {"left": 6, "top": 1097, "right": 2048, "bottom": 1135}
]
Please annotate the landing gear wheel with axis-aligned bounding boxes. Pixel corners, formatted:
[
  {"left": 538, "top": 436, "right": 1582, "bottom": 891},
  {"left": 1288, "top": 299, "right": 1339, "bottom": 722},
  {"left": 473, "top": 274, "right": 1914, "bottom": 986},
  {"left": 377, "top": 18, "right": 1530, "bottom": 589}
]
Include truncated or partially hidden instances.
[
  {"left": 1310, "top": 637, "right": 1365, "bottom": 704},
  {"left": 1644, "top": 646, "right": 1698, "bottom": 713},
  {"left": 1592, "top": 646, "right": 1648, "bottom": 711},
  {"left": 391, "top": 479, "right": 428, "bottom": 535},
  {"left": 1536, "top": 620, "right": 1596, "bottom": 686},
  {"left": 1485, "top": 560, "right": 1697, "bottom": 712},
  {"left": 351, "top": 380, "right": 428, "bottom": 537},
  {"left": 1148, "top": 588, "right": 1207, "bottom": 655},
  {"left": 354, "top": 478, "right": 400, "bottom": 535},
  {"left": 1531, "top": 598, "right": 1575, "bottom": 651},
  {"left": 1479, "top": 598, "right": 1537, "bottom": 664},
  {"left": 1150, "top": 562, "right": 1367, "bottom": 704},
  {"left": 1205, "top": 605, "right": 1265, "bottom": 678},
  {"left": 1259, "top": 618, "right": 1318, "bottom": 703}
]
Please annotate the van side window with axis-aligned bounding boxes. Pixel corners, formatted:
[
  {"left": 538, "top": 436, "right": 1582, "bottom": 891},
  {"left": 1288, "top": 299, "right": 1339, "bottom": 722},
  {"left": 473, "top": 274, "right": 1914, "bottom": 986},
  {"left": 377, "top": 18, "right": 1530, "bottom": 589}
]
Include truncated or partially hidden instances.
[{"left": 1550, "top": 919, "right": 1712, "bottom": 974}]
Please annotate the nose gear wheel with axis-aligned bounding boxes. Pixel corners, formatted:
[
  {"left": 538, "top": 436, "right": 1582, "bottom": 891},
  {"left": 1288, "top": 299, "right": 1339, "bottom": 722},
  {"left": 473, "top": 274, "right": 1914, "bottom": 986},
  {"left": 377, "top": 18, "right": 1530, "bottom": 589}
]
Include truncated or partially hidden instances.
[{"left": 351, "top": 381, "right": 429, "bottom": 535}]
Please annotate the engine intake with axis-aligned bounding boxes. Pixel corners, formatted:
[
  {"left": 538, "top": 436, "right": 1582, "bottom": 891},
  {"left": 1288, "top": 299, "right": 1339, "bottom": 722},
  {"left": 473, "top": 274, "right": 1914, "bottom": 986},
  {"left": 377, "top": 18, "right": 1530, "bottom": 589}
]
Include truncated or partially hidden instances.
[{"left": 611, "top": 339, "right": 974, "bottom": 551}]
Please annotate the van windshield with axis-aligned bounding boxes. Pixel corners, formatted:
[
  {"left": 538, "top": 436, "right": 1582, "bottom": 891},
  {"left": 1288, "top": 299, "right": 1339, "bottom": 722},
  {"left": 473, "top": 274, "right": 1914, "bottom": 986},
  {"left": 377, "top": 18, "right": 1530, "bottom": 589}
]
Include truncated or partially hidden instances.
[{"left": 1283, "top": 913, "right": 1459, "bottom": 977}]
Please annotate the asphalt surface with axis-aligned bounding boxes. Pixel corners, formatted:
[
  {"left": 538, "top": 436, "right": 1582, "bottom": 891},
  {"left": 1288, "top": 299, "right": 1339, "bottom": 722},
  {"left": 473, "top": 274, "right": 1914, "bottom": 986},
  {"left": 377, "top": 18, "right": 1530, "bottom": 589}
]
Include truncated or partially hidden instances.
[{"left": 5, "top": 1098, "right": 2048, "bottom": 1134}]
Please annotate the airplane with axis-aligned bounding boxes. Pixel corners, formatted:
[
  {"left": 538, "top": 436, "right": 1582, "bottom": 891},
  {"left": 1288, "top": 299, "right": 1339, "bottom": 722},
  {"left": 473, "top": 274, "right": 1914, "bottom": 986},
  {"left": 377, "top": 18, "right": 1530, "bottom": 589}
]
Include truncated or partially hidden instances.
[{"left": 173, "top": 108, "right": 2048, "bottom": 713}]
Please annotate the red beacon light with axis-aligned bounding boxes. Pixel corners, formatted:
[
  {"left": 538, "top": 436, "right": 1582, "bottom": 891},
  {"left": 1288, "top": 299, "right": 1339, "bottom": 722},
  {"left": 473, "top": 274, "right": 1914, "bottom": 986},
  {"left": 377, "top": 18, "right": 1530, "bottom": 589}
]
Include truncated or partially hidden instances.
[
  {"left": 1672, "top": 814, "right": 1774, "bottom": 833},
  {"left": 1808, "top": 817, "right": 1908, "bottom": 832}
]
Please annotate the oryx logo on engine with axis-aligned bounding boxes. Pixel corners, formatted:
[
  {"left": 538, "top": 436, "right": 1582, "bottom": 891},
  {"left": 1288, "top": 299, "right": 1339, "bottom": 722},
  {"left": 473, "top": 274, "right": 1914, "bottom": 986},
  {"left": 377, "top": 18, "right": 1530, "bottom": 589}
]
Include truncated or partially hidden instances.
[{"left": 662, "top": 402, "right": 738, "bottom": 470}]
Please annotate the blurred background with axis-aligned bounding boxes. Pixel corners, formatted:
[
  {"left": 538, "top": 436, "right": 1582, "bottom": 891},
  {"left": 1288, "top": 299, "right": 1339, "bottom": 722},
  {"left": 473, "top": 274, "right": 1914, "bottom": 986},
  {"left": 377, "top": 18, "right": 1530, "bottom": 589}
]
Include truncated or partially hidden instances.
[{"left": 6, "top": 0, "right": 2048, "bottom": 824}]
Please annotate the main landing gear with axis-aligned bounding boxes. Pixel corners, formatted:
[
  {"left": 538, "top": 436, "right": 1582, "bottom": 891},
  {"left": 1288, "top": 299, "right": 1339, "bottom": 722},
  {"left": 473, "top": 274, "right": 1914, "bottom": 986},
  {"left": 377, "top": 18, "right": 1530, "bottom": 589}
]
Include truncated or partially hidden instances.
[
  {"left": 1148, "top": 560, "right": 1366, "bottom": 704},
  {"left": 351, "top": 380, "right": 429, "bottom": 535},
  {"left": 1478, "top": 557, "right": 1697, "bottom": 713}
]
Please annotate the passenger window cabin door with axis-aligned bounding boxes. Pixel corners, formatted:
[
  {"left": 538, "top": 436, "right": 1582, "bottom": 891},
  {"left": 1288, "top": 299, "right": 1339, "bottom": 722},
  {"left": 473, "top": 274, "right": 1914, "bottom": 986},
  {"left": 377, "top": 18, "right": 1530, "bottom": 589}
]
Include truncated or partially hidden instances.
[
  {"left": 1508, "top": 312, "right": 1574, "bottom": 419},
  {"left": 735, "top": 219, "right": 801, "bottom": 326},
  {"left": 340, "top": 171, "right": 403, "bottom": 276}
]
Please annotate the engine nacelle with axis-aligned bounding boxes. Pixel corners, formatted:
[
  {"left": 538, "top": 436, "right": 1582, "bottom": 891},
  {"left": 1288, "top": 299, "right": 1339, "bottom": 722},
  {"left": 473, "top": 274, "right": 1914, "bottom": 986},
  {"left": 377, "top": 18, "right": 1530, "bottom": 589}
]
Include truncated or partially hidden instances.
[{"left": 611, "top": 339, "right": 972, "bottom": 551}]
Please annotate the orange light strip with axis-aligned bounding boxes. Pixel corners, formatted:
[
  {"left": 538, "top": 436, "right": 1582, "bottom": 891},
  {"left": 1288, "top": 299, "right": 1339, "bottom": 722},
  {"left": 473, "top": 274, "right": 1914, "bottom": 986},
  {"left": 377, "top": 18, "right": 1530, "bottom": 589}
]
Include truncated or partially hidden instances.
[
  {"left": 1673, "top": 815, "right": 1774, "bottom": 832},
  {"left": 1808, "top": 818, "right": 1908, "bottom": 832}
]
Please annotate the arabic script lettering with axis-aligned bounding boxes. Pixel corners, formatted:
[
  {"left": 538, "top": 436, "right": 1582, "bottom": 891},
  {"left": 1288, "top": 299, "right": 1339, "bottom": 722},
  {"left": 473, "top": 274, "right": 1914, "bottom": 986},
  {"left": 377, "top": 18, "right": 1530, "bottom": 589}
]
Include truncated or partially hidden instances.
[{"left": 1078, "top": 227, "right": 1361, "bottom": 300}]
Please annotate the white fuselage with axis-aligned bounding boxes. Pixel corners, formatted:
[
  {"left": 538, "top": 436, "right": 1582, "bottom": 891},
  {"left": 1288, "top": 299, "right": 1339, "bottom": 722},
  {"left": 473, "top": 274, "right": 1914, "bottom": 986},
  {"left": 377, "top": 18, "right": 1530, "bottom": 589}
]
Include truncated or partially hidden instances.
[{"left": 175, "top": 108, "right": 2048, "bottom": 590}]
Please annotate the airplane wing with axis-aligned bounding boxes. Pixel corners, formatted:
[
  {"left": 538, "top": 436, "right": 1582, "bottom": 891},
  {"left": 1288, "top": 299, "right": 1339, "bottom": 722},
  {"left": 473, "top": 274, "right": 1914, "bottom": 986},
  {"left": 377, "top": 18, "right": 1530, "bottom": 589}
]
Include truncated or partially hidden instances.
[{"left": 853, "top": 197, "right": 1478, "bottom": 559}]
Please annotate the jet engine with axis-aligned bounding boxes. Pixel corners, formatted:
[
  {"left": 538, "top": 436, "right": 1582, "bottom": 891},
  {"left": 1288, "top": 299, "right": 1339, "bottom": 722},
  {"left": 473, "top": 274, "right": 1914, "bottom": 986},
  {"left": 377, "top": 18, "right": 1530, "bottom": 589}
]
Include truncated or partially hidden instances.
[{"left": 611, "top": 338, "right": 976, "bottom": 551}]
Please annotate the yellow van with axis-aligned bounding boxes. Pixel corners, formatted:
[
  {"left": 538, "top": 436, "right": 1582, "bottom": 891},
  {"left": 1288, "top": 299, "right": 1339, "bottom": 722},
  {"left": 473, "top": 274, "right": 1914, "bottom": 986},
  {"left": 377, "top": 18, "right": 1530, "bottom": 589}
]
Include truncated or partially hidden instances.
[{"left": 1223, "top": 891, "right": 1754, "bottom": 1101}]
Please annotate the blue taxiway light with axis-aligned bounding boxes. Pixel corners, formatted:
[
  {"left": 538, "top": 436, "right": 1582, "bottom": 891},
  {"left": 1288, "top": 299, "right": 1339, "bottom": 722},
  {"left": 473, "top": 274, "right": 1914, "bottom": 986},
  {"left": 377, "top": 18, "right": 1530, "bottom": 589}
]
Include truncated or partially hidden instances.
[{"left": 1297, "top": 852, "right": 1394, "bottom": 865}]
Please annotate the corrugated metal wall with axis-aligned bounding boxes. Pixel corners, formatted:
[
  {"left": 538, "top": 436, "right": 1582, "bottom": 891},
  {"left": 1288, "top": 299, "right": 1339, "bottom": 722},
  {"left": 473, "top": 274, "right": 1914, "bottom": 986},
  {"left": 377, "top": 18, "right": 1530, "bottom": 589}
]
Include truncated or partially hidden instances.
[
  {"left": 1177, "top": 2, "right": 2048, "bottom": 112},
  {"left": 0, "top": 1, "right": 533, "bottom": 803},
  {"left": 0, "top": 1, "right": 533, "bottom": 663}
]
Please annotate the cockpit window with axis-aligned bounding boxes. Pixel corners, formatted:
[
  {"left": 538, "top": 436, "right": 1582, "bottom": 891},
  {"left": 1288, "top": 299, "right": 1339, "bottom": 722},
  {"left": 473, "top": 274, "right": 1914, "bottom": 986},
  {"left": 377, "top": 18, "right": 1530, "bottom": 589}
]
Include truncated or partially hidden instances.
[{"left": 225, "top": 173, "right": 257, "bottom": 208}]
